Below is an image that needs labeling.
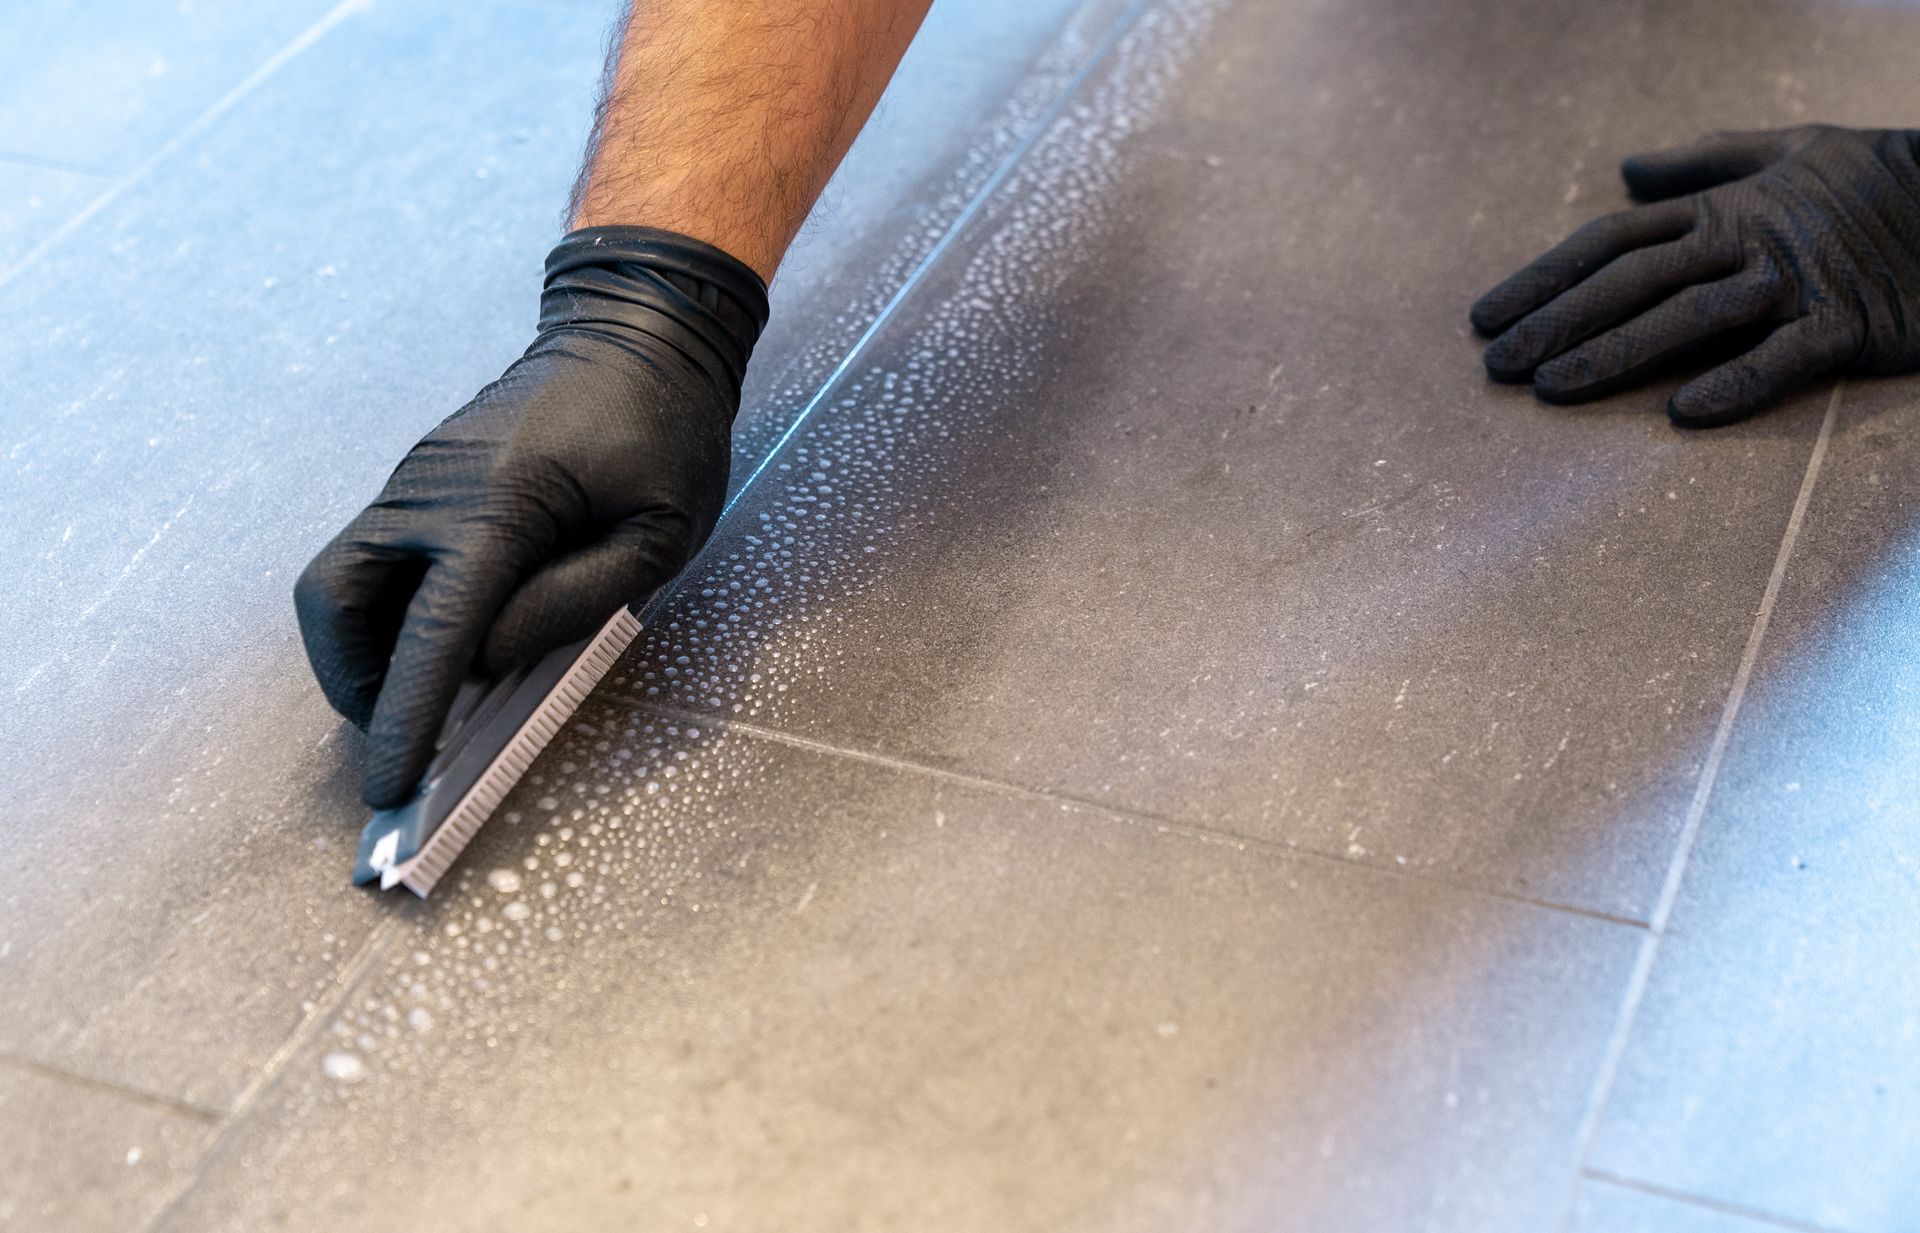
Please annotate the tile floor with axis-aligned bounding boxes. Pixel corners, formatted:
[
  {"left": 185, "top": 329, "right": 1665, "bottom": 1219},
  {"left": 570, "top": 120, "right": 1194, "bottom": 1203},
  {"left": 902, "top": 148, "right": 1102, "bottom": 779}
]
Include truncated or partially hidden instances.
[{"left": 2, "top": 1, "right": 1916, "bottom": 1230}]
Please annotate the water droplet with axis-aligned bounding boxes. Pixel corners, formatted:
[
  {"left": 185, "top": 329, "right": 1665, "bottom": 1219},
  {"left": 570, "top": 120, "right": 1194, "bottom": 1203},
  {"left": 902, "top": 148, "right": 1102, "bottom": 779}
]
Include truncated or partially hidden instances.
[{"left": 322, "top": 1051, "right": 367, "bottom": 1083}]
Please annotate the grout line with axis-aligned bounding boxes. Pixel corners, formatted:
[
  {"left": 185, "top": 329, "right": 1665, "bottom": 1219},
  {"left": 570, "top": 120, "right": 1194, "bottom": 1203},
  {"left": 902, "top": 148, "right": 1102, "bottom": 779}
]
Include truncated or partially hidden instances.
[
  {"left": 0, "top": 1051, "right": 222, "bottom": 1123},
  {"left": 131, "top": 917, "right": 400, "bottom": 1233},
  {"left": 1553, "top": 383, "right": 1845, "bottom": 1232},
  {"left": 223, "top": 918, "right": 400, "bottom": 1118},
  {"left": 0, "top": 150, "right": 120, "bottom": 178},
  {"left": 0, "top": 0, "right": 371, "bottom": 292},
  {"left": 1582, "top": 1167, "right": 1860, "bottom": 1233},
  {"left": 641, "top": 0, "right": 1160, "bottom": 630},
  {"left": 604, "top": 691, "right": 1651, "bottom": 931},
  {"left": 116, "top": 3, "right": 1143, "bottom": 1224}
]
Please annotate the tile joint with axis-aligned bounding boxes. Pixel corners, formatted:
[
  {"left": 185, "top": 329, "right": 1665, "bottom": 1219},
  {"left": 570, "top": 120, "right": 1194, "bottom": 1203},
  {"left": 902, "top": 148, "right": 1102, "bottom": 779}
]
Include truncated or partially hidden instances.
[
  {"left": 602, "top": 689, "right": 1652, "bottom": 931},
  {"left": 0, "top": 150, "right": 120, "bottom": 178},
  {"left": 1582, "top": 1166, "right": 1861, "bottom": 1233},
  {"left": 0, "top": 0, "right": 371, "bottom": 291},
  {"left": 1554, "top": 382, "right": 1846, "bottom": 1231},
  {"left": 115, "top": 0, "right": 1154, "bottom": 1225},
  {"left": 131, "top": 917, "right": 401, "bottom": 1233},
  {"left": 0, "top": 1051, "right": 222, "bottom": 1123}
]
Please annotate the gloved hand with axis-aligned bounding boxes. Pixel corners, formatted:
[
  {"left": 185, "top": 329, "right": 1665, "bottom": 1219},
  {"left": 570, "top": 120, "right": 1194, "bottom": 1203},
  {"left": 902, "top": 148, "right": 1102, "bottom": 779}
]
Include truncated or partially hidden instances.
[
  {"left": 295, "top": 226, "right": 768, "bottom": 808},
  {"left": 1471, "top": 125, "right": 1920, "bottom": 426}
]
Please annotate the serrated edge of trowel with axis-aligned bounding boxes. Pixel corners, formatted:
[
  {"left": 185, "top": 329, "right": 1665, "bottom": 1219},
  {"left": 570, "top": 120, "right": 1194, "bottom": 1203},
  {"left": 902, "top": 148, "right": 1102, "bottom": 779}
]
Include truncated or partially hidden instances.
[{"left": 368, "top": 605, "right": 645, "bottom": 898}]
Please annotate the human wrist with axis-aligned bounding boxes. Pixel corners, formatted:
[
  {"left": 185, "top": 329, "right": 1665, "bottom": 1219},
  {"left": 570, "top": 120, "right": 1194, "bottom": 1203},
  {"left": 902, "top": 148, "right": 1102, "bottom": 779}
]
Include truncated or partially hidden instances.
[{"left": 538, "top": 226, "right": 771, "bottom": 400}]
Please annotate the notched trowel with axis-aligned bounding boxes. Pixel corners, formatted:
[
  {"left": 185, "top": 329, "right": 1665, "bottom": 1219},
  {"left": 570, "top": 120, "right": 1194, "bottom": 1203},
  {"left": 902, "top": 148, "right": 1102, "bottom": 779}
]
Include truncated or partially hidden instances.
[{"left": 351, "top": 604, "right": 647, "bottom": 897}]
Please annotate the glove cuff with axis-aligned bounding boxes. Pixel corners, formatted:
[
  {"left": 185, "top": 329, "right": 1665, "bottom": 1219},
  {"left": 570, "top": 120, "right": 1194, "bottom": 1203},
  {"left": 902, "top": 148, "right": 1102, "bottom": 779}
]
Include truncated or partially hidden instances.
[{"left": 540, "top": 225, "right": 772, "bottom": 404}]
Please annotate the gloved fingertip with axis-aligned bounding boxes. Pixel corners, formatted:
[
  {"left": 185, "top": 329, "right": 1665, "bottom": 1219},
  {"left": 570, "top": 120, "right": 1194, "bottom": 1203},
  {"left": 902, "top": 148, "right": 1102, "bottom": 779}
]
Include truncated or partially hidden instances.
[
  {"left": 360, "top": 759, "right": 420, "bottom": 811},
  {"left": 1481, "top": 340, "right": 1536, "bottom": 384},
  {"left": 1666, "top": 391, "right": 1741, "bottom": 430},
  {"left": 360, "top": 687, "right": 448, "bottom": 809},
  {"left": 1618, "top": 156, "right": 1664, "bottom": 202},
  {"left": 1531, "top": 355, "right": 1596, "bottom": 404}
]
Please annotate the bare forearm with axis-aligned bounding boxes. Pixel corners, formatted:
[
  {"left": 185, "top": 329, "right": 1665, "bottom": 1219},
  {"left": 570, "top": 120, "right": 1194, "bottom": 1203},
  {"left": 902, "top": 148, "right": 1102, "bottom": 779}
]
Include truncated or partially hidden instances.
[{"left": 571, "top": 0, "right": 933, "bottom": 280}]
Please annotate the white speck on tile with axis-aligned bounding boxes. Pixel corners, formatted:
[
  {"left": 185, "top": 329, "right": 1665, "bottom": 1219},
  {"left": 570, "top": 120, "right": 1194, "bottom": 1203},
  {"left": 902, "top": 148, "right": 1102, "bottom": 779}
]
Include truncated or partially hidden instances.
[{"left": 322, "top": 1051, "right": 366, "bottom": 1084}]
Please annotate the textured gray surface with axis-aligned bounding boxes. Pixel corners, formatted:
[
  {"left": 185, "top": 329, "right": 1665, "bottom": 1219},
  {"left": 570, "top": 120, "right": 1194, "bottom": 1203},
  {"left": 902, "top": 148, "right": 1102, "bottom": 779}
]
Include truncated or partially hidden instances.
[
  {"left": 158, "top": 701, "right": 1638, "bottom": 1233},
  {"left": 0, "top": 0, "right": 608, "bottom": 1113},
  {"left": 0, "top": 0, "right": 1102, "bottom": 1113},
  {"left": 1587, "top": 377, "right": 1920, "bottom": 1233},
  {"left": 2, "top": 0, "right": 1917, "bottom": 1229},
  {"left": 0, "top": 0, "right": 341, "bottom": 172},
  {"left": 0, "top": 1064, "right": 210, "bottom": 1233},
  {"left": 601, "top": 0, "right": 1920, "bottom": 922},
  {"left": 0, "top": 159, "right": 102, "bottom": 266}
]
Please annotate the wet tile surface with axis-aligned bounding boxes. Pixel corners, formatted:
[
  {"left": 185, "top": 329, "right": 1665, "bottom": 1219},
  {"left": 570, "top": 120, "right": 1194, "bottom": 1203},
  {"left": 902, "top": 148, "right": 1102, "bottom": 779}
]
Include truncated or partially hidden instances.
[
  {"left": 0, "top": 0, "right": 1099, "bottom": 1109},
  {"left": 0, "top": 160, "right": 102, "bottom": 267},
  {"left": 734, "top": 0, "right": 1130, "bottom": 482},
  {"left": 603, "top": 0, "right": 1920, "bottom": 921},
  {"left": 0, "top": 0, "right": 341, "bottom": 172},
  {"left": 0, "top": 1064, "right": 210, "bottom": 1233},
  {"left": 159, "top": 702, "right": 1637, "bottom": 1233},
  {"left": 4, "top": 0, "right": 1918, "bottom": 1225},
  {"left": 1587, "top": 379, "right": 1920, "bottom": 1233},
  {"left": 1567, "top": 1178, "right": 1789, "bottom": 1233}
]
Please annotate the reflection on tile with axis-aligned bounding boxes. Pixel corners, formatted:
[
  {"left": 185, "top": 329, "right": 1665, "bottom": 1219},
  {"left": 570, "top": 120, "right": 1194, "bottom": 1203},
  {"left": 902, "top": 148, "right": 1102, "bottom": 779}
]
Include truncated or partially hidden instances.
[
  {"left": 1589, "top": 379, "right": 1920, "bottom": 1233},
  {"left": 0, "top": 1064, "right": 209, "bottom": 1233},
  {"left": 605, "top": 0, "right": 1861, "bottom": 920},
  {"left": 0, "top": 0, "right": 340, "bottom": 170},
  {"left": 161, "top": 702, "right": 1636, "bottom": 1233},
  {"left": 1568, "top": 1177, "right": 1789, "bottom": 1233},
  {"left": 0, "top": 160, "right": 102, "bottom": 266}
]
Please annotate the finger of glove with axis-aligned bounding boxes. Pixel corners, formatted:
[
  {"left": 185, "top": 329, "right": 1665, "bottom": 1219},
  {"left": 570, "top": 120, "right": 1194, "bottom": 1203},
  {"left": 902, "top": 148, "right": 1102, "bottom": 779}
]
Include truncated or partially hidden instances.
[
  {"left": 1532, "top": 269, "right": 1785, "bottom": 404},
  {"left": 361, "top": 551, "right": 527, "bottom": 808},
  {"left": 1620, "top": 129, "right": 1796, "bottom": 202},
  {"left": 1470, "top": 199, "right": 1694, "bottom": 337},
  {"left": 1668, "top": 316, "right": 1855, "bottom": 428},
  {"left": 1482, "top": 235, "right": 1735, "bottom": 381},
  {"left": 293, "top": 523, "right": 429, "bottom": 729},
  {"left": 479, "top": 518, "right": 690, "bottom": 672}
]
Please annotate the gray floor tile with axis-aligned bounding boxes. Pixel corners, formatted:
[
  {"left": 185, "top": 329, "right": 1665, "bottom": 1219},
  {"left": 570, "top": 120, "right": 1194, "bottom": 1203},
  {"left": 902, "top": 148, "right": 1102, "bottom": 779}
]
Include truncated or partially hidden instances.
[
  {"left": 1587, "top": 378, "right": 1920, "bottom": 1233},
  {"left": 0, "top": 1063, "right": 210, "bottom": 1233},
  {"left": 0, "top": 159, "right": 103, "bottom": 266},
  {"left": 0, "top": 0, "right": 1134, "bottom": 1113},
  {"left": 1569, "top": 1177, "right": 1806, "bottom": 1233},
  {"left": 157, "top": 700, "right": 1637, "bottom": 1233},
  {"left": 1129, "top": 0, "right": 1920, "bottom": 331},
  {"left": 603, "top": 0, "right": 1865, "bottom": 921},
  {"left": 0, "top": 0, "right": 612, "bottom": 1111},
  {"left": 0, "top": 0, "right": 343, "bottom": 171}
]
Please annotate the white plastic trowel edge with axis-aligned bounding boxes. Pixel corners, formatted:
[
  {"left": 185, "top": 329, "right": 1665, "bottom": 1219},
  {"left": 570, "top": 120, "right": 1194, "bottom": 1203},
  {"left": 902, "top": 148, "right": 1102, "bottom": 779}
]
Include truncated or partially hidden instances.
[{"left": 350, "top": 604, "right": 647, "bottom": 898}]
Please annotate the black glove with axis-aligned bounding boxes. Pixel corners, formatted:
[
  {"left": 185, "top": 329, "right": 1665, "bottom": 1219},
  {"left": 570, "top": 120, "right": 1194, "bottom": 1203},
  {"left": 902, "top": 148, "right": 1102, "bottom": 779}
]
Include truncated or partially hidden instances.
[
  {"left": 295, "top": 226, "right": 768, "bottom": 807},
  {"left": 1471, "top": 125, "right": 1920, "bottom": 426}
]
